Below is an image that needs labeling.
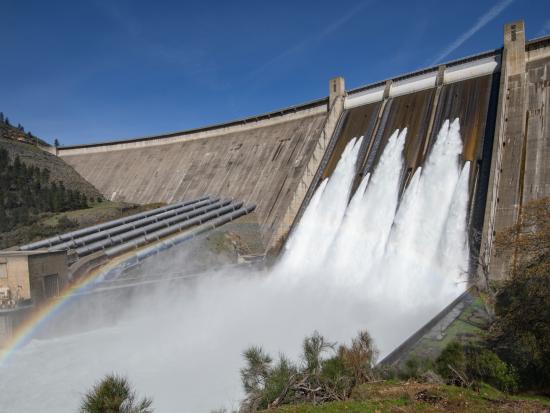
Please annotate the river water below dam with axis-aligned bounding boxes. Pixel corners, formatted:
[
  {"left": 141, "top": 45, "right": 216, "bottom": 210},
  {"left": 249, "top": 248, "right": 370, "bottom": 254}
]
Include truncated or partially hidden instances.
[{"left": 0, "top": 120, "right": 469, "bottom": 412}]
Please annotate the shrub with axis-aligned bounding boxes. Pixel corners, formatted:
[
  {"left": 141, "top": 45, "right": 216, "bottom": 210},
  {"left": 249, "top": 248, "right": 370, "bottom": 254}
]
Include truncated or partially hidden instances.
[
  {"left": 436, "top": 342, "right": 466, "bottom": 382},
  {"left": 240, "top": 346, "right": 272, "bottom": 411},
  {"left": 467, "top": 348, "right": 518, "bottom": 393},
  {"left": 436, "top": 342, "right": 517, "bottom": 392},
  {"left": 339, "top": 330, "right": 378, "bottom": 384},
  {"left": 239, "top": 330, "right": 378, "bottom": 412},
  {"left": 400, "top": 355, "right": 435, "bottom": 379},
  {"left": 80, "top": 374, "right": 153, "bottom": 413},
  {"left": 262, "top": 355, "right": 298, "bottom": 407}
]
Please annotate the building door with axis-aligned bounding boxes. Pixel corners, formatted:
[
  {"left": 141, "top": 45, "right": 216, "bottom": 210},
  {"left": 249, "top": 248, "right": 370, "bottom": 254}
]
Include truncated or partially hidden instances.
[{"left": 43, "top": 274, "right": 60, "bottom": 298}]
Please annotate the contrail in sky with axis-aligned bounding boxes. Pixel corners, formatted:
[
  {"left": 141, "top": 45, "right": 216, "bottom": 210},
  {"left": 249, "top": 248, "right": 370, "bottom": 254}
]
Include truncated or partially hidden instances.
[{"left": 430, "top": 0, "right": 514, "bottom": 65}]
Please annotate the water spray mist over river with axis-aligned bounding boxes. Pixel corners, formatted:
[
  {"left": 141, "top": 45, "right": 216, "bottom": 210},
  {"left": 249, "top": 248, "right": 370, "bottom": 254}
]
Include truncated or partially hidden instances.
[{"left": 0, "top": 120, "right": 469, "bottom": 412}]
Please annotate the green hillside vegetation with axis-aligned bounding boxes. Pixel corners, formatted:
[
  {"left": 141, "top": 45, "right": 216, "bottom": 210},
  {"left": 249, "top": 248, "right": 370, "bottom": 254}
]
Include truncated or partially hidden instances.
[
  {"left": 256, "top": 381, "right": 550, "bottom": 413},
  {"left": 0, "top": 147, "right": 90, "bottom": 231},
  {"left": 0, "top": 136, "right": 100, "bottom": 199},
  {"left": 0, "top": 144, "right": 164, "bottom": 249},
  {"left": 0, "top": 197, "right": 165, "bottom": 250},
  {"left": 234, "top": 328, "right": 549, "bottom": 413}
]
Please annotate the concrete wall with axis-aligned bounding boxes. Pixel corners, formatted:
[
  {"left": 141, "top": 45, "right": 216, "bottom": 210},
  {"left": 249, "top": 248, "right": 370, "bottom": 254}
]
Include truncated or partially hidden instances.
[
  {"left": 480, "top": 23, "right": 550, "bottom": 280},
  {"left": 524, "top": 42, "right": 550, "bottom": 203},
  {"left": 60, "top": 105, "right": 329, "bottom": 248}
]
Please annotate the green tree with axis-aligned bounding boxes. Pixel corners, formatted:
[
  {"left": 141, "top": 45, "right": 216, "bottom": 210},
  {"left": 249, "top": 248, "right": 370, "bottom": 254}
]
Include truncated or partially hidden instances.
[
  {"left": 303, "top": 331, "right": 334, "bottom": 376},
  {"left": 492, "top": 198, "right": 550, "bottom": 391},
  {"left": 240, "top": 346, "right": 272, "bottom": 411},
  {"left": 80, "top": 374, "right": 153, "bottom": 413}
]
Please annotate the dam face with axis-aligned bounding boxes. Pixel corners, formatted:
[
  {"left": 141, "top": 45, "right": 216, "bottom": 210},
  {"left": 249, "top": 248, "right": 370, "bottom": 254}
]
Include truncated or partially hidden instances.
[
  {"left": 59, "top": 21, "right": 550, "bottom": 279},
  {"left": 60, "top": 105, "right": 331, "bottom": 248}
]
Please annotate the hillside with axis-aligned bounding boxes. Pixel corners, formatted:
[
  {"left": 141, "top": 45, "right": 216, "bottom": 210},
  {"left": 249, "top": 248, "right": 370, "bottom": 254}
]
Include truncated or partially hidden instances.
[
  {"left": 0, "top": 137, "right": 101, "bottom": 199},
  {"left": 0, "top": 119, "right": 112, "bottom": 248},
  {"left": 0, "top": 112, "right": 99, "bottom": 198},
  {"left": 0, "top": 200, "right": 164, "bottom": 250},
  {"left": 0, "top": 113, "right": 50, "bottom": 147}
]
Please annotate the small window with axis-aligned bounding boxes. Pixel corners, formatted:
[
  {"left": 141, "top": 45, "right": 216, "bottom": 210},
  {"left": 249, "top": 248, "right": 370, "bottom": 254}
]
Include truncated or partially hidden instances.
[{"left": 0, "top": 264, "right": 7, "bottom": 279}]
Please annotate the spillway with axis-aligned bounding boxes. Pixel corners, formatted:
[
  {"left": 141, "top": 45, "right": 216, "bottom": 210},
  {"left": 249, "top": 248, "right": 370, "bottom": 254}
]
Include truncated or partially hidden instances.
[{"left": 280, "top": 118, "right": 469, "bottom": 299}]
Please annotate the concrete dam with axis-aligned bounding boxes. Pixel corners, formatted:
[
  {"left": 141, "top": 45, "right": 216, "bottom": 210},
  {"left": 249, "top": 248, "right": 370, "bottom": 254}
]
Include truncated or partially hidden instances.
[
  {"left": 57, "top": 21, "right": 550, "bottom": 282},
  {"left": 1, "top": 20, "right": 550, "bottom": 413}
]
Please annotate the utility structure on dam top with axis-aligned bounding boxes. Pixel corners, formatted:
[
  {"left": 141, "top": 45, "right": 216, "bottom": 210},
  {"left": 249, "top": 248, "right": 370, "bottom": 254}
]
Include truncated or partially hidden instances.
[{"left": 53, "top": 20, "right": 550, "bottom": 283}]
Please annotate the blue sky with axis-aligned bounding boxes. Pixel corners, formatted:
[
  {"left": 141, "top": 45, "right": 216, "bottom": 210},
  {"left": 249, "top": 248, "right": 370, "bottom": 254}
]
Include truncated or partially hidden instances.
[{"left": 0, "top": 0, "right": 548, "bottom": 146}]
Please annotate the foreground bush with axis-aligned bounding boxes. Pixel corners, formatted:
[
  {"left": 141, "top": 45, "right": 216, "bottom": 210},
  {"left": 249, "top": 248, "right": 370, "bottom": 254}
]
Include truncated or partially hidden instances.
[
  {"left": 240, "top": 330, "right": 378, "bottom": 412},
  {"left": 435, "top": 342, "right": 518, "bottom": 392},
  {"left": 80, "top": 374, "right": 153, "bottom": 413}
]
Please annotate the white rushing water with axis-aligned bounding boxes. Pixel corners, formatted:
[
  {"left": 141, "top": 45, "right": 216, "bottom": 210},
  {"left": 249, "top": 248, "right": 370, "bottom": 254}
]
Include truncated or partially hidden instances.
[{"left": 0, "top": 119, "right": 470, "bottom": 412}]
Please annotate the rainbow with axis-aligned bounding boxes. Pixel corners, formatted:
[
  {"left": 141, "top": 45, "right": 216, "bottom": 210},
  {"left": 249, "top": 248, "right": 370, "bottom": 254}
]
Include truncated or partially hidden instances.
[{"left": 0, "top": 258, "right": 126, "bottom": 366}]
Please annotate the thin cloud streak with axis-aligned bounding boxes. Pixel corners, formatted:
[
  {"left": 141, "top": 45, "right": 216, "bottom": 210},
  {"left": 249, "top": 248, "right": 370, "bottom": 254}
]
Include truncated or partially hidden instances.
[
  {"left": 430, "top": 0, "right": 514, "bottom": 65},
  {"left": 250, "top": 0, "right": 373, "bottom": 78}
]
